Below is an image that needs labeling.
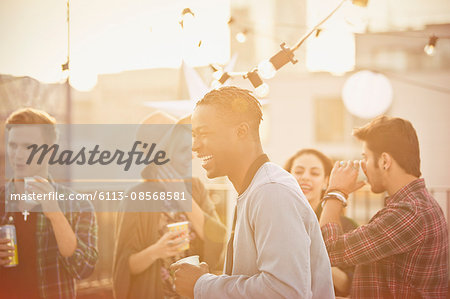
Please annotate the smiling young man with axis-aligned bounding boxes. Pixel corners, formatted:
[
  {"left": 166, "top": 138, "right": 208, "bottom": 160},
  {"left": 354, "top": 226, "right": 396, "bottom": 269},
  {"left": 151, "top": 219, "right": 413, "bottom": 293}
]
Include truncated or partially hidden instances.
[
  {"left": 0, "top": 108, "right": 98, "bottom": 299},
  {"left": 171, "top": 86, "right": 334, "bottom": 298},
  {"left": 320, "top": 116, "right": 448, "bottom": 298}
]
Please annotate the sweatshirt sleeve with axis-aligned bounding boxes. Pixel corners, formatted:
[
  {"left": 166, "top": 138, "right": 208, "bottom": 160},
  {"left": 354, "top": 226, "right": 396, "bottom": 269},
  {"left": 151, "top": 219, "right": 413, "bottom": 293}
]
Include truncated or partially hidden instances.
[{"left": 194, "top": 183, "right": 332, "bottom": 299}]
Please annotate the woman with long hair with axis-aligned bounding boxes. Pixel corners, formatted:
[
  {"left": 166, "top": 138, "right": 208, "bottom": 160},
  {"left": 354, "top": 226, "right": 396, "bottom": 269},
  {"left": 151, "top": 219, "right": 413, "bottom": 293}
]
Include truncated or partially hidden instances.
[
  {"left": 285, "top": 148, "right": 357, "bottom": 296},
  {"left": 112, "top": 113, "right": 226, "bottom": 299}
]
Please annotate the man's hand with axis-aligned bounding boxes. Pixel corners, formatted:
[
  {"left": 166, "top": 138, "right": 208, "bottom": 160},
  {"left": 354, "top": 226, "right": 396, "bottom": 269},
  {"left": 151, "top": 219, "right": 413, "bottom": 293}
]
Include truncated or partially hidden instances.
[
  {"left": 328, "top": 160, "right": 366, "bottom": 196},
  {"left": 26, "top": 176, "right": 78, "bottom": 258},
  {"left": 0, "top": 239, "right": 15, "bottom": 267},
  {"left": 170, "top": 262, "right": 209, "bottom": 298},
  {"left": 26, "top": 176, "right": 61, "bottom": 219}
]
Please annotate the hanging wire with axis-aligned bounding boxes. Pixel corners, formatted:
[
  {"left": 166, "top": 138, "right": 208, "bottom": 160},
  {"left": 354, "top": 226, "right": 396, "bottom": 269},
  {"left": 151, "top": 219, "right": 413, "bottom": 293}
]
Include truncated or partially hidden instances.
[
  {"left": 292, "top": 0, "right": 348, "bottom": 51},
  {"left": 382, "top": 71, "right": 450, "bottom": 95}
]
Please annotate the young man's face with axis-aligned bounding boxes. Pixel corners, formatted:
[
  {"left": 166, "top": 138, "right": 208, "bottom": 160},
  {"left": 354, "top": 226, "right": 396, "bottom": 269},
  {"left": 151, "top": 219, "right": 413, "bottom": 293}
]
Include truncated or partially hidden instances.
[
  {"left": 7, "top": 126, "right": 48, "bottom": 179},
  {"left": 191, "top": 104, "right": 239, "bottom": 179},
  {"left": 361, "top": 142, "right": 385, "bottom": 194}
]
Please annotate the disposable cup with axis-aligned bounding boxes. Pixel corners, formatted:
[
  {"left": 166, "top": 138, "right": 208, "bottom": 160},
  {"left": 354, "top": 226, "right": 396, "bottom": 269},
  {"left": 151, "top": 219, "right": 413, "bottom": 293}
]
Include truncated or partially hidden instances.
[
  {"left": 24, "top": 177, "right": 40, "bottom": 208},
  {"left": 167, "top": 221, "right": 189, "bottom": 251},
  {"left": 356, "top": 160, "right": 367, "bottom": 182},
  {"left": 175, "top": 255, "right": 200, "bottom": 266},
  {"left": 24, "top": 177, "right": 36, "bottom": 188}
]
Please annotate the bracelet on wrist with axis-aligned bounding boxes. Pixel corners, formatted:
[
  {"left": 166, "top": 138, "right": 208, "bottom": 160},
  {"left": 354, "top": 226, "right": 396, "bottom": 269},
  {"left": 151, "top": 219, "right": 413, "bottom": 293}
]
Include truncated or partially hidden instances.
[
  {"left": 325, "top": 189, "right": 348, "bottom": 199},
  {"left": 321, "top": 192, "right": 348, "bottom": 208}
]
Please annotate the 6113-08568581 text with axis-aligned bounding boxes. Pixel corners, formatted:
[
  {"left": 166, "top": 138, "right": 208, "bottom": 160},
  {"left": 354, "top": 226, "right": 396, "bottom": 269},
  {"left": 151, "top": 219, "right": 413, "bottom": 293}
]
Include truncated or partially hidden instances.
[{"left": 9, "top": 191, "right": 187, "bottom": 202}]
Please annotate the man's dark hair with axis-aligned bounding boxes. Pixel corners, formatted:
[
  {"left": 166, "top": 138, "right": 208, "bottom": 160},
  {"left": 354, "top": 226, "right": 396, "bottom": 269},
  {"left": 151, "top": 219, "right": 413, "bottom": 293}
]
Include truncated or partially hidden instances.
[
  {"left": 196, "top": 86, "right": 263, "bottom": 137},
  {"left": 353, "top": 115, "right": 421, "bottom": 177}
]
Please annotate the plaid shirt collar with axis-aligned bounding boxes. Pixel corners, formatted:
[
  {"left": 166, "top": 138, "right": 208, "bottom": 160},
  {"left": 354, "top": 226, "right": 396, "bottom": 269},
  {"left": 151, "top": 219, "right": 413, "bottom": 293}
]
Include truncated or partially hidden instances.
[{"left": 385, "top": 178, "right": 425, "bottom": 206}]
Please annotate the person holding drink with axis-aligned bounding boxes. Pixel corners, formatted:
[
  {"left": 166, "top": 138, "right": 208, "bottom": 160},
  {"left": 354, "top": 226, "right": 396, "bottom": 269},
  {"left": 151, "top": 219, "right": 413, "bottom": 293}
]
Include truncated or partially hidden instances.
[
  {"left": 171, "top": 87, "right": 334, "bottom": 299},
  {"left": 112, "top": 112, "right": 226, "bottom": 299},
  {"left": 320, "top": 116, "right": 448, "bottom": 298},
  {"left": 0, "top": 108, "right": 98, "bottom": 299}
]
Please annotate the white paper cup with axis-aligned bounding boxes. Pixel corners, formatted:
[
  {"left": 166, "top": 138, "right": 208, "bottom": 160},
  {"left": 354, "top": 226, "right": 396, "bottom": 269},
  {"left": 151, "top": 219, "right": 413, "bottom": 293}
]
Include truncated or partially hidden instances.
[
  {"left": 24, "top": 177, "right": 40, "bottom": 207},
  {"left": 174, "top": 255, "right": 200, "bottom": 266},
  {"left": 356, "top": 160, "right": 366, "bottom": 182},
  {"left": 24, "top": 177, "right": 37, "bottom": 188}
]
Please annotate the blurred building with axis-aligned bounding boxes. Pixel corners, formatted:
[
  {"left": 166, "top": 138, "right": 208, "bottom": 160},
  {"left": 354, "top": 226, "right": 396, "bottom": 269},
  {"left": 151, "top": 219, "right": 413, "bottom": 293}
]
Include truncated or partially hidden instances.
[{"left": 1, "top": 0, "right": 449, "bottom": 296}]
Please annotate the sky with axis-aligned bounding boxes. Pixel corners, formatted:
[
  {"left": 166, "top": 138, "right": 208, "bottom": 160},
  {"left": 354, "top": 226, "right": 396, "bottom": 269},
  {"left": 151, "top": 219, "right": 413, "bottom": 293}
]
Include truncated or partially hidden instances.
[
  {"left": 1, "top": 0, "right": 449, "bottom": 90},
  {"left": 0, "top": 0, "right": 230, "bottom": 89}
]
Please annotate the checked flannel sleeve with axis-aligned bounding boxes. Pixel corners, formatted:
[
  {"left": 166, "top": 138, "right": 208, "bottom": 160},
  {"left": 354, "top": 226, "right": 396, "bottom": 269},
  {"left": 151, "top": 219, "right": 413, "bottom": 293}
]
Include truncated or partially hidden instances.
[
  {"left": 60, "top": 201, "right": 99, "bottom": 280},
  {"left": 321, "top": 201, "right": 425, "bottom": 267}
]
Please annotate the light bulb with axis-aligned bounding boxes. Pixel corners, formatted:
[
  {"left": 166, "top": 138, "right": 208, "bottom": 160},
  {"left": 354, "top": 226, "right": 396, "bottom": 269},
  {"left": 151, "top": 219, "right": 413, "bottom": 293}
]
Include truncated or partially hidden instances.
[
  {"left": 424, "top": 36, "right": 438, "bottom": 56},
  {"left": 424, "top": 44, "right": 435, "bottom": 56},
  {"left": 212, "top": 70, "right": 223, "bottom": 80},
  {"left": 211, "top": 80, "right": 222, "bottom": 89},
  {"left": 236, "top": 32, "right": 247, "bottom": 43},
  {"left": 352, "top": 0, "right": 369, "bottom": 7},
  {"left": 258, "top": 60, "right": 277, "bottom": 79},
  {"left": 255, "top": 83, "right": 270, "bottom": 98},
  {"left": 182, "top": 14, "right": 195, "bottom": 28},
  {"left": 180, "top": 8, "right": 195, "bottom": 29}
]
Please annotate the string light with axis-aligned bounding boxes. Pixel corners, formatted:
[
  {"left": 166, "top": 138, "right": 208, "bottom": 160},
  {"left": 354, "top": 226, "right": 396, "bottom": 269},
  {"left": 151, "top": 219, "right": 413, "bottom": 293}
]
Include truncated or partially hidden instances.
[
  {"left": 179, "top": 8, "right": 195, "bottom": 29},
  {"left": 424, "top": 35, "right": 438, "bottom": 56},
  {"left": 256, "top": 0, "right": 359, "bottom": 80},
  {"left": 351, "top": 0, "right": 369, "bottom": 7},
  {"left": 236, "top": 30, "right": 248, "bottom": 43},
  {"left": 61, "top": 62, "right": 69, "bottom": 72},
  {"left": 315, "top": 29, "right": 322, "bottom": 37},
  {"left": 212, "top": 0, "right": 370, "bottom": 96},
  {"left": 255, "top": 83, "right": 270, "bottom": 98},
  {"left": 212, "top": 69, "right": 224, "bottom": 80},
  {"left": 210, "top": 64, "right": 221, "bottom": 72},
  {"left": 211, "top": 71, "right": 231, "bottom": 89},
  {"left": 244, "top": 70, "right": 269, "bottom": 97},
  {"left": 258, "top": 43, "right": 298, "bottom": 79}
]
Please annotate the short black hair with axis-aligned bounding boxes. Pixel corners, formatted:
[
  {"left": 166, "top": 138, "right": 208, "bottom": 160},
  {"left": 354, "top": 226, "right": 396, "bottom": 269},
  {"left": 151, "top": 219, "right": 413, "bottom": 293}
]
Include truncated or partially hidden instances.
[{"left": 196, "top": 86, "right": 263, "bottom": 136}]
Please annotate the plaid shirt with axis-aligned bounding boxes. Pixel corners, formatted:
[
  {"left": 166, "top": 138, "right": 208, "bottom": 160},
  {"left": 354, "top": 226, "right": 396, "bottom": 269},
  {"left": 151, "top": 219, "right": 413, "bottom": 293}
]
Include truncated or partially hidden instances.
[
  {"left": 322, "top": 179, "right": 448, "bottom": 298},
  {"left": 1, "top": 180, "right": 98, "bottom": 299}
]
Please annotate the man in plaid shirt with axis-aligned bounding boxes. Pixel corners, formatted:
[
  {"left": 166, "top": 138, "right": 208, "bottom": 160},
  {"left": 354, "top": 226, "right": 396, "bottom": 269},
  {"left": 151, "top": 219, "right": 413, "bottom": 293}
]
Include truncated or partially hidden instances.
[
  {"left": 320, "top": 116, "right": 448, "bottom": 298},
  {"left": 0, "top": 108, "right": 98, "bottom": 299}
]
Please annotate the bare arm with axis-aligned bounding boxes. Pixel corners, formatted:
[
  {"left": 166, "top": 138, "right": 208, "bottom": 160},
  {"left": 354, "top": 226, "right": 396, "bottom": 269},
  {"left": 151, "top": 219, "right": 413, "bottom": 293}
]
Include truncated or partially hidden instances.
[
  {"left": 331, "top": 267, "right": 351, "bottom": 295},
  {"left": 129, "top": 243, "right": 162, "bottom": 275},
  {"left": 320, "top": 199, "right": 344, "bottom": 228},
  {"left": 320, "top": 160, "right": 365, "bottom": 228},
  {"left": 129, "top": 231, "right": 187, "bottom": 275}
]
